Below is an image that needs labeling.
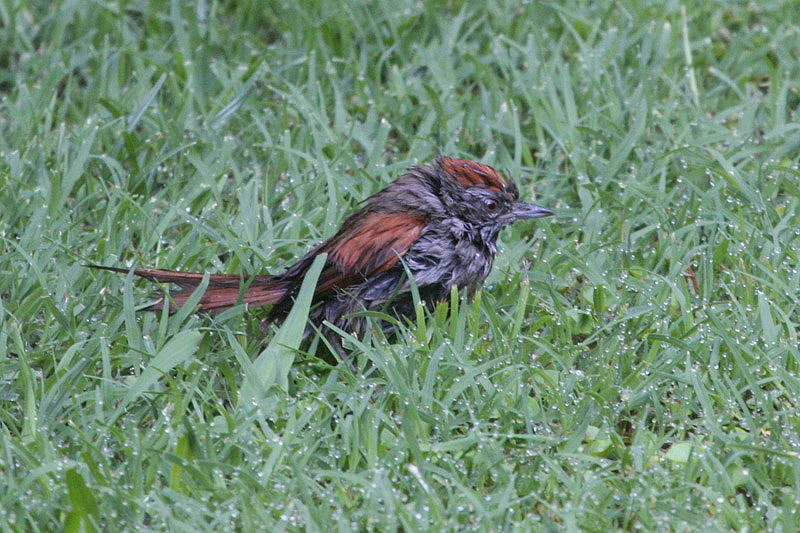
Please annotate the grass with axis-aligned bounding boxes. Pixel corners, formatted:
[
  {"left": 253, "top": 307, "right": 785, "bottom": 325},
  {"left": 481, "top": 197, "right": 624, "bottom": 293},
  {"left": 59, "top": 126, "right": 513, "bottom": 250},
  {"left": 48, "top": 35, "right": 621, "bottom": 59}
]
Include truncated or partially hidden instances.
[{"left": 1, "top": 0, "right": 799, "bottom": 530}]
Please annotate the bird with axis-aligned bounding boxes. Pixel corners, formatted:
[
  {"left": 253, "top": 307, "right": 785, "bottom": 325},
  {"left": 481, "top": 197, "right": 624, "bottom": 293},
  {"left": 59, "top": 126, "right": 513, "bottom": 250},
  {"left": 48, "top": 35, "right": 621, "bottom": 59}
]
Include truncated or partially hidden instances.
[{"left": 92, "top": 156, "right": 554, "bottom": 355}]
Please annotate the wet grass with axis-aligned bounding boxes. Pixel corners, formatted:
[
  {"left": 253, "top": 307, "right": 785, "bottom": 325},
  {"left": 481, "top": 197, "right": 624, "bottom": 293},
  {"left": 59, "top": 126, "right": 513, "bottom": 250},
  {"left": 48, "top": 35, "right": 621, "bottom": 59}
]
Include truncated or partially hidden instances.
[{"left": 2, "top": 0, "right": 799, "bottom": 530}]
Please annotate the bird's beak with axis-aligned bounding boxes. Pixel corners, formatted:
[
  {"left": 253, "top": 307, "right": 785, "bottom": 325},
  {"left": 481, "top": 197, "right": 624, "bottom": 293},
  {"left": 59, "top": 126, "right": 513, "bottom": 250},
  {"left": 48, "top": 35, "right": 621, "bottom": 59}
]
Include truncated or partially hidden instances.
[{"left": 512, "top": 202, "right": 555, "bottom": 220}]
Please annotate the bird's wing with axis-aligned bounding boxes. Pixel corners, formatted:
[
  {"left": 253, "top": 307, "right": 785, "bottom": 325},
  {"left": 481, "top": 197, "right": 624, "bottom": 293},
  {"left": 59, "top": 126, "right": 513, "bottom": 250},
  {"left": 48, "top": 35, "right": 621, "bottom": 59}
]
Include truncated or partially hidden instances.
[
  {"left": 261, "top": 211, "right": 426, "bottom": 320},
  {"left": 275, "top": 211, "right": 426, "bottom": 302},
  {"left": 315, "top": 211, "right": 426, "bottom": 296}
]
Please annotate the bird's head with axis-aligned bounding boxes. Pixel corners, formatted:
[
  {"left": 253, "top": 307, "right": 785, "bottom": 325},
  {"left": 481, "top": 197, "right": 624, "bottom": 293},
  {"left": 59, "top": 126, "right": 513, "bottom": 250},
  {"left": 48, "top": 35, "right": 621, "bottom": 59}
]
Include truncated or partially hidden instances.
[{"left": 433, "top": 156, "right": 554, "bottom": 243}]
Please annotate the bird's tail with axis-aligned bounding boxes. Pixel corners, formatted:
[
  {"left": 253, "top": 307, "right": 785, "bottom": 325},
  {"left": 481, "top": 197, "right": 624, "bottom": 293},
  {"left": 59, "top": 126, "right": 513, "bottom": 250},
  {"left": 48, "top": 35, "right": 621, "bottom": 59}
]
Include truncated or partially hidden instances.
[{"left": 88, "top": 265, "right": 288, "bottom": 312}]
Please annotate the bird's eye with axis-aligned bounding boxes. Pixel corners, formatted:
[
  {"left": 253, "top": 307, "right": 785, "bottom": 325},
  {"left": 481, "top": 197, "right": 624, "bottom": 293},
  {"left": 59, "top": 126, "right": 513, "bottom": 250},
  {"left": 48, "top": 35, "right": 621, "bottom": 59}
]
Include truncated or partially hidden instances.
[{"left": 484, "top": 199, "right": 498, "bottom": 212}]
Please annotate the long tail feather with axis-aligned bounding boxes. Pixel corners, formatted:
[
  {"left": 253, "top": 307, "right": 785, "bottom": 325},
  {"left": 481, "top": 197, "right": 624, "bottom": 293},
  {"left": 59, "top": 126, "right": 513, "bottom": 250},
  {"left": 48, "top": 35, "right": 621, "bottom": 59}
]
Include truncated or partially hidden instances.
[{"left": 88, "top": 265, "right": 287, "bottom": 312}]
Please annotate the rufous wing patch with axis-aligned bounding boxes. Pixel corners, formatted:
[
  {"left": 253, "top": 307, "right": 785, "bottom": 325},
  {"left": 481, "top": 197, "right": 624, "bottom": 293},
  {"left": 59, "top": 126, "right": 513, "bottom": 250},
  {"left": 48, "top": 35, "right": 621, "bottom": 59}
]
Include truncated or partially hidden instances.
[{"left": 319, "top": 212, "right": 426, "bottom": 295}]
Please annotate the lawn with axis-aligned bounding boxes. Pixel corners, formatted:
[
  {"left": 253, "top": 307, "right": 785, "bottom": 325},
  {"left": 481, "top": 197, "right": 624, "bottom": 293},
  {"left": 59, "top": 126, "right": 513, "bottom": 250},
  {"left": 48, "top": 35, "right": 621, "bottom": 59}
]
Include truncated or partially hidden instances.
[{"left": 1, "top": 0, "right": 799, "bottom": 530}]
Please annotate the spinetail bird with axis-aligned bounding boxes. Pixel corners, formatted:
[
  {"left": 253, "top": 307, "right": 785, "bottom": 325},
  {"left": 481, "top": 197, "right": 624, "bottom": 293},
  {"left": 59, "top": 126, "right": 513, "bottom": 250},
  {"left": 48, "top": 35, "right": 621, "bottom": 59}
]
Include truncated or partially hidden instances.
[{"left": 92, "top": 156, "right": 554, "bottom": 353}]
